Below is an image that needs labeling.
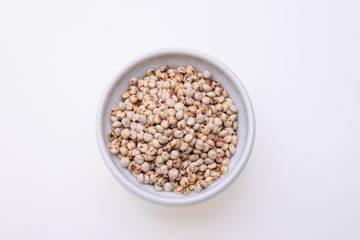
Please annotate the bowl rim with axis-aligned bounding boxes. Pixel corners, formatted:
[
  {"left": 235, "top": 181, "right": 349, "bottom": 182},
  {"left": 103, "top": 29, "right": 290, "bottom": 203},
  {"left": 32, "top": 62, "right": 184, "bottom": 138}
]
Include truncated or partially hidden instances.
[{"left": 96, "top": 48, "right": 256, "bottom": 206}]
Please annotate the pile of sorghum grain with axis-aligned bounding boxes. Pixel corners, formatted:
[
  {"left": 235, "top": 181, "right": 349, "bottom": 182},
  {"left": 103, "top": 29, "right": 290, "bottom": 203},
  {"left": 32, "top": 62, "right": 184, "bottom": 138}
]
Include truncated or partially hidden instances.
[{"left": 107, "top": 65, "right": 238, "bottom": 195}]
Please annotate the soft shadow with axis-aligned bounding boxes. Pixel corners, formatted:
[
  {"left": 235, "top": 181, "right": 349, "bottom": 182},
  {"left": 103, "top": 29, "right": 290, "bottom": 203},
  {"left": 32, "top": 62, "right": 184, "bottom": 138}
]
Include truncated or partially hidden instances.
[{"left": 136, "top": 175, "right": 248, "bottom": 223}]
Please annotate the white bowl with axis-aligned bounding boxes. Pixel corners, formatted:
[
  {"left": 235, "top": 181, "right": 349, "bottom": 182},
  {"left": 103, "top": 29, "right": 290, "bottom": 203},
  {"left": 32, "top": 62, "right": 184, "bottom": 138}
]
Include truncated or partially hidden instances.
[{"left": 96, "top": 48, "right": 255, "bottom": 206}]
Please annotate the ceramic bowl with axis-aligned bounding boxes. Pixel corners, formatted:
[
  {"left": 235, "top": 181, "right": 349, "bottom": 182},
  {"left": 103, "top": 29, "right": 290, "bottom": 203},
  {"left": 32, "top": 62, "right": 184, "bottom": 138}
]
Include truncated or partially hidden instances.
[{"left": 96, "top": 48, "right": 255, "bottom": 206}]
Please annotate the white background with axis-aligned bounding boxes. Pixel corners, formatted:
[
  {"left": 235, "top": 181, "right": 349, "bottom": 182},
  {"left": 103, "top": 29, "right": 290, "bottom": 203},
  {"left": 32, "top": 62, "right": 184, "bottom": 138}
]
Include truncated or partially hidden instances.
[{"left": 1, "top": 0, "right": 359, "bottom": 239}]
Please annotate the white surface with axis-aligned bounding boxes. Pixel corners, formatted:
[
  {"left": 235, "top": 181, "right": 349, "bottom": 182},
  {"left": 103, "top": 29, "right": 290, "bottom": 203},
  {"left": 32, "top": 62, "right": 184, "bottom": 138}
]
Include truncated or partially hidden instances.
[
  {"left": 0, "top": 0, "right": 359, "bottom": 239},
  {"left": 96, "top": 48, "right": 255, "bottom": 205}
]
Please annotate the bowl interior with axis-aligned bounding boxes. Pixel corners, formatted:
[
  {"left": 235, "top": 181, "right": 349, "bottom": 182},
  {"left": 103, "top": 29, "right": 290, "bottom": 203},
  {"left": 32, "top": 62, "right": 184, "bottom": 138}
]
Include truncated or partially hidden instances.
[{"left": 97, "top": 49, "right": 254, "bottom": 205}]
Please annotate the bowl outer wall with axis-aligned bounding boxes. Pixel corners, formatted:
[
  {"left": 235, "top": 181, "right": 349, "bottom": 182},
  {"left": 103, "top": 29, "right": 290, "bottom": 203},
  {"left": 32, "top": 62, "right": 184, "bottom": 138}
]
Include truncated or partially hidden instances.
[{"left": 96, "top": 48, "right": 255, "bottom": 206}]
